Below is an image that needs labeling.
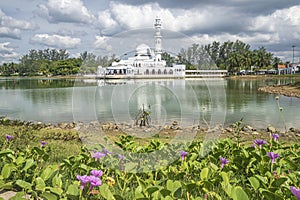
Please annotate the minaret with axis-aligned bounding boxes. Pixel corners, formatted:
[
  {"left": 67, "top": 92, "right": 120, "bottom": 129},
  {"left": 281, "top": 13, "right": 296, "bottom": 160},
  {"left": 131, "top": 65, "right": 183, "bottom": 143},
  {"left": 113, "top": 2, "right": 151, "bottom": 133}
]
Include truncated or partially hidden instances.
[{"left": 154, "top": 17, "right": 162, "bottom": 62}]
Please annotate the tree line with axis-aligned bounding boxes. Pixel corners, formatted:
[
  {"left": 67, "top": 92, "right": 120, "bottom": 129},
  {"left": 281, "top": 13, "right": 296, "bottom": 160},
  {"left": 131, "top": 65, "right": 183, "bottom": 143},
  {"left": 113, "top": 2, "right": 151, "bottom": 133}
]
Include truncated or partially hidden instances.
[
  {"left": 178, "top": 40, "right": 283, "bottom": 73},
  {"left": 0, "top": 49, "right": 115, "bottom": 76},
  {"left": 0, "top": 40, "right": 284, "bottom": 76}
]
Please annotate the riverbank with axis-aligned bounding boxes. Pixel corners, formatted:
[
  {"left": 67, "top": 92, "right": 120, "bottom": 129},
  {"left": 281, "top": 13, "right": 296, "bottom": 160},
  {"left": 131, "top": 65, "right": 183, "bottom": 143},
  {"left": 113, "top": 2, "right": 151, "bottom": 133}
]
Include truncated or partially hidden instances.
[
  {"left": 228, "top": 74, "right": 300, "bottom": 79},
  {"left": 1, "top": 117, "right": 299, "bottom": 150},
  {"left": 258, "top": 81, "right": 300, "bottom": 98}
]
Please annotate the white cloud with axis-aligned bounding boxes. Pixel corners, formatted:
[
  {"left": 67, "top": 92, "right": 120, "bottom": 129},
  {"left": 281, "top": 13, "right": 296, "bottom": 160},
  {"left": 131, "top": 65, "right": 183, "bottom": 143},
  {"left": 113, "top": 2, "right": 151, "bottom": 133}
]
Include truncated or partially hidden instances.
[
  {"left": 0, "top": 42, "right": 19, "bottom": 63},
  {"left": 0, "top": 27, "right": 20, "bottom": 39},
  {"left": 94, "top": 35, "right": 112, "bottom": 52},
  {"left": 31, "top": 34, "right": 81, "bottom": 49},
  {"left": 0, "top": 42, "right": 14, "bottom": 54},
  {"left": 40, "top": 0, "right": 95, "bottom": 24},
  {"left": 0, "top": 8, "right": 36, "bottom": 30},
  {"left": 249, "top": 5, "right": 300, "bottom": 47}
]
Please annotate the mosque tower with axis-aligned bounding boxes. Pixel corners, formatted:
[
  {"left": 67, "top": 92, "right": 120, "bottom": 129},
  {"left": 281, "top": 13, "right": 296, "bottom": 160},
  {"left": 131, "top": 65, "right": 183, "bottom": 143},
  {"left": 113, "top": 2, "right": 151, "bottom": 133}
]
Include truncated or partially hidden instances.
[{"left": 154, "top": 17, "right": 162, "bottom": 62}]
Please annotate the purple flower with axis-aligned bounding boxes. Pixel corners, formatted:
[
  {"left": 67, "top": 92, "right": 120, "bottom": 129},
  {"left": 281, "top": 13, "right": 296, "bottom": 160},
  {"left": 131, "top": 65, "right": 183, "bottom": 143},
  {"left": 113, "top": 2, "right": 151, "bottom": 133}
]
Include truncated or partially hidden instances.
[
  {"left": 88, "top": 176, "right": 102, "bottom": 189},
  {"left": 90, "top": 169, "right": 103, "bottom": 177},
  {"left": 267, "top": 152, "right": 280, "bottom": 163},
  {"left": 179, "top": 150, "right": 188, "bottom": 161},
  {"left": 254, "top": 139, "right": 267, "bottom": 148},
  {"left": 40, "top": 141, "right": 47, "bottom": 147},
  {"left": 118, "top": 154, "right": 125, "bottom": 160},
  {"left": 77, "top": 174, "right": 102, "bottom": 190},
  {"left": 271, "top": 134, "right": 279, "bottom": 141},
  {"left": 77, "top": 175, "right": 90, "bottom": 190},
  {"left": 103, "top": 148, "right": 112, "bottom": 155},
  {"left": 220, "top": 157, "right": 229, "bottom": 168},
  {"left": 290, "top": 186, "right": 300, "bottom": 200},
  {"left": 92, "top": 152, "right": 106, "bottom": 160},
  {"left": 6, "top": 134, "right": 13, "bottom": 141}
]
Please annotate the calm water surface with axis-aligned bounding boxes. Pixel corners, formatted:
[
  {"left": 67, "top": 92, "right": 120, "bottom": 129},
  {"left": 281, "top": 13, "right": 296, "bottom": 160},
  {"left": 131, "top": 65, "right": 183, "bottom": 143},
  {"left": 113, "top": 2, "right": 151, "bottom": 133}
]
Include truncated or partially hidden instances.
[{"left": 0, "top": 77, "right": 299, "bottom": 129}]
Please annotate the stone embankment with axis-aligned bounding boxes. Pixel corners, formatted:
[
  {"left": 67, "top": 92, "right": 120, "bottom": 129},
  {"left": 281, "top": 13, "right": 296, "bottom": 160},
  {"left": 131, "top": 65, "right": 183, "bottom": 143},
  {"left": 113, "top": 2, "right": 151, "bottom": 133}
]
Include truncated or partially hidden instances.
[{"left": 1, "top": 118, "right": 300, "bottom": 142}]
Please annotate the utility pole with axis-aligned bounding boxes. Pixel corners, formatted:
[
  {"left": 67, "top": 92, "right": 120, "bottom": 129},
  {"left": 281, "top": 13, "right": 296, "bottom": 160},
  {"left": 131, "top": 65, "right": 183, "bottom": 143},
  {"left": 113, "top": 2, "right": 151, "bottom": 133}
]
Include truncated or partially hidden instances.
[{"left": 292, "top": 45, "right": 296, "bottom": 63}]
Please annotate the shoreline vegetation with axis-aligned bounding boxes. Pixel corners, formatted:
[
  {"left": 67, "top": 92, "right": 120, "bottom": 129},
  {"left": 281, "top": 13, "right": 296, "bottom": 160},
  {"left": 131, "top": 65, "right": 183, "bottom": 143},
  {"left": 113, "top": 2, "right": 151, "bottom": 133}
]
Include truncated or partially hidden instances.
[
  {"left": 258, "top": 81, "right": 300, "bottom": 98},
  {"left": 1, "top": 118, "right": 300, "bottom": 199}
]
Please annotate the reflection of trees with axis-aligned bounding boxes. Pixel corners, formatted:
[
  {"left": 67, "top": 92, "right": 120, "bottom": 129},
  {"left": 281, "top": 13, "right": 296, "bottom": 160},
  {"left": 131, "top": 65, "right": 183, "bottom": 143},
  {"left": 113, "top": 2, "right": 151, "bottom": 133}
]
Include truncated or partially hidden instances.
[
  {"left": 226, "top": 79, "right": 269, "bottom": 110},
  {"left": 0, "top": 78, "right": 95, "bottom": 90}
]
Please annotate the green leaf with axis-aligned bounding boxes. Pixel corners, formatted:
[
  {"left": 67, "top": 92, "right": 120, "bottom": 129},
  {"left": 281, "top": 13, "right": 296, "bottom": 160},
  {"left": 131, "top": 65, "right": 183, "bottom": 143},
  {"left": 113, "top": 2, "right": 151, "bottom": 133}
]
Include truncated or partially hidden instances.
[
  {"left": 124, "top": 162, "right": 138, "bottom": 172},
  {"left": 22, "top": 159, "right": 35, "bottom": 171},
  {"left": 8, "top": 192, "right": 27, "bottom": 200},
  {"left": 271, "top": 177, "right": 287, "bottom": 188},
  {"left": 254, "top": 175, "right": 267, "bottom": 187},
  {"left": 0, "top": 149, "right": 14, "bottom": 157},
  {"left": 160, "top": 189, "right": 171, "bottom": 197},
  {"left": 1, "top": 164, "right": 14, "bottom": 179},
  {"left": 166, "top": 180, "right": 181, "bottom": 194},
  {"left": 232, "top": 186, "right": 249, "bottom": 200},
  {"left": 146, "top": 186, "right": 159, "bottom": 195},
  {"left": 220, "top": 172, "right": 229, "bottom": 184},
  {"left": 200, "top": 168, "right": 209, "bottom": 181},
  {"left": 221, "top": 172, "right": 233, "bottom": 198},
  {"left": 248, "top": 177, "right": 260, "bottom": 190},
  {"left": 41, "top": 165, "right": 57, "bottom": 181},
  {"left": 49, "top": 187, "right": 63, "bottom": 196},
  {"left": 100, "top": 183, "right": 115, "bottom": 200},
  {"left": 260, "top": 189, "right": 284, "bottom": 200},
  {"left": 185, "top": 183, "right": 197, "bottom": 191},
  {"left": 0, "top": 181, "right": 13, "bottom": 190},
  {"left": 15, "top": 156, "right": 25, "bottom": 165},
  {"left": 52, "top": 174, "right": 63, "bottom": 188},
  {"left": 15, "top": 180, "right": 32, "bottom": 190},
  {"left": 35, "top": 177, "right": 46, "bottom": 192},
  {"left": 66, "top": 184, "right": 79, "bottom": 196},
  {"left": 134, "top": 185, "right": 145, "bottom": 199},
  {"left": 41, "top": 192, "right": 58, "bottom": 200}
]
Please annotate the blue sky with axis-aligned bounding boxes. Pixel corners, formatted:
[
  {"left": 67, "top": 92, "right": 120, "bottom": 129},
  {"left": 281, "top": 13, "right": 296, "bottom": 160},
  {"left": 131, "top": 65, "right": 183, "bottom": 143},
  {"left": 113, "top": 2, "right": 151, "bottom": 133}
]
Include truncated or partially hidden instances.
[{"left": 0, "top": 0, "right": 300, "bottom": 64}]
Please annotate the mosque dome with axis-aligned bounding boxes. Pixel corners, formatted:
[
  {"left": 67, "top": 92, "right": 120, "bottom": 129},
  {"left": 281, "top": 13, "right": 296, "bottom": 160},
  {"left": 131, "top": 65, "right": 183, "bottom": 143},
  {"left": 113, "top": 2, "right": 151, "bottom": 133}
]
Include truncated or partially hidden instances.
[{"left": 136, "top": 44, "right": 152, "bottom": 56}]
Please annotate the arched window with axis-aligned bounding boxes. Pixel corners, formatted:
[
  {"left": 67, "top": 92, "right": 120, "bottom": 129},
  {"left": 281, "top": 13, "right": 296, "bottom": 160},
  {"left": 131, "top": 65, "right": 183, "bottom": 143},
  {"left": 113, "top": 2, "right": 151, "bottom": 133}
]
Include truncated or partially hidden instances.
[
  {"left": 164, "top": 69, "right": 167, "bottom": 74},
  {"left": 145, "top": 69, "right": 149, "bottom": 75},
  {"left": 158, "top": 69, "right": 161, "bottom": 74},
  {"left": 152, "top": 69, "right": 156, "bottom": 75},
  {"left": 169, "top": 69, "right": 173, "bottom": 75}
]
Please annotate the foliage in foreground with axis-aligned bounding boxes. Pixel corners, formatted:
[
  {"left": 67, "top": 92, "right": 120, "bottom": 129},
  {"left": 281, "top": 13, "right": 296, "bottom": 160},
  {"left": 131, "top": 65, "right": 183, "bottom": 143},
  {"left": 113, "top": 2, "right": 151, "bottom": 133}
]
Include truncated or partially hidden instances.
[{"left": 0, "top": 131, "right": 300, "bottom": 200}]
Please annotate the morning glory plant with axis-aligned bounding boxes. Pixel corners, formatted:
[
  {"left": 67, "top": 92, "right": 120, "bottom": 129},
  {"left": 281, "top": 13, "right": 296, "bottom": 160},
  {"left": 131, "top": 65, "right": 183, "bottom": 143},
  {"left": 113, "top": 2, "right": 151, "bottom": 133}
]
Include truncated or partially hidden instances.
[
  {"left": 267, "top": 152, "right": 280, "bottom": 164},
  {"left": 220, "top": 157, "right": 229, "bottom": 168},
  {"left": 290, "top": 186, "right": 300, "bottom": 200},
  {"left": 92, "top": 152, "right": 106, "bottom": 161},
  {"left": 253, "top": 139, "right": 267, "bottom": 148},
  {"left": 179, "top": 150, "right": 188, "bottom": 161},
  {"left": 6, "top": 134, "right": 13, "bottom": 141}
]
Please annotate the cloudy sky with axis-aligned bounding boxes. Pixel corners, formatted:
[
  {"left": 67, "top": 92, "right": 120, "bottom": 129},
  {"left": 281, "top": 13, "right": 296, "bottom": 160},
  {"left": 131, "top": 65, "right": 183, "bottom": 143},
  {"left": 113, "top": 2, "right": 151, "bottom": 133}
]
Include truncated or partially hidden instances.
[{"left": 1, "top": 0, "right": 300, "bottom": 64}]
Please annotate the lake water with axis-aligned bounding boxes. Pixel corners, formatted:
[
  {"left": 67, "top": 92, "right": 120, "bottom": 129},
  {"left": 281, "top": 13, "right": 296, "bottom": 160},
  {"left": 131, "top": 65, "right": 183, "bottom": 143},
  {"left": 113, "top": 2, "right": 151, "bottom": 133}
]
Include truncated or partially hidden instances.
[{"left": 0, "top": 77, "right": 299, "bottom": 129}]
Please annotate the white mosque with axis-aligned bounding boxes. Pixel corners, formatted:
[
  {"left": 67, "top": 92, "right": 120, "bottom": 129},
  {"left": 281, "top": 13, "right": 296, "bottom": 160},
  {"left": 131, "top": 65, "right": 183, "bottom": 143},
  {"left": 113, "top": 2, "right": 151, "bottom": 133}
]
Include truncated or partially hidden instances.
[{"left": 97, "top": 17, "right": 186, "bottom": 79}]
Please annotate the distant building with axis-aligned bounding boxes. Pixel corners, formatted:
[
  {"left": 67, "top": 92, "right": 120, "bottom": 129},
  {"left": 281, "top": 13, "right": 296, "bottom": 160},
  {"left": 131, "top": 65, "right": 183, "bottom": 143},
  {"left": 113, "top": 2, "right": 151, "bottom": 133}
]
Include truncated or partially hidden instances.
[{"left": 278, "top": 63, "right": 299, "bottom": 75}]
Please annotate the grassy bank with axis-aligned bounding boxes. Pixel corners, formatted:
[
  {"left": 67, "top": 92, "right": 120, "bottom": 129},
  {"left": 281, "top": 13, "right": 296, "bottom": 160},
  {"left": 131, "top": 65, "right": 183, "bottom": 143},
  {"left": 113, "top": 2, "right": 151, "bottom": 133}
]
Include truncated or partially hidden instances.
[{"left": 0, "top": 119, "right": 300, "bottom": 199}]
